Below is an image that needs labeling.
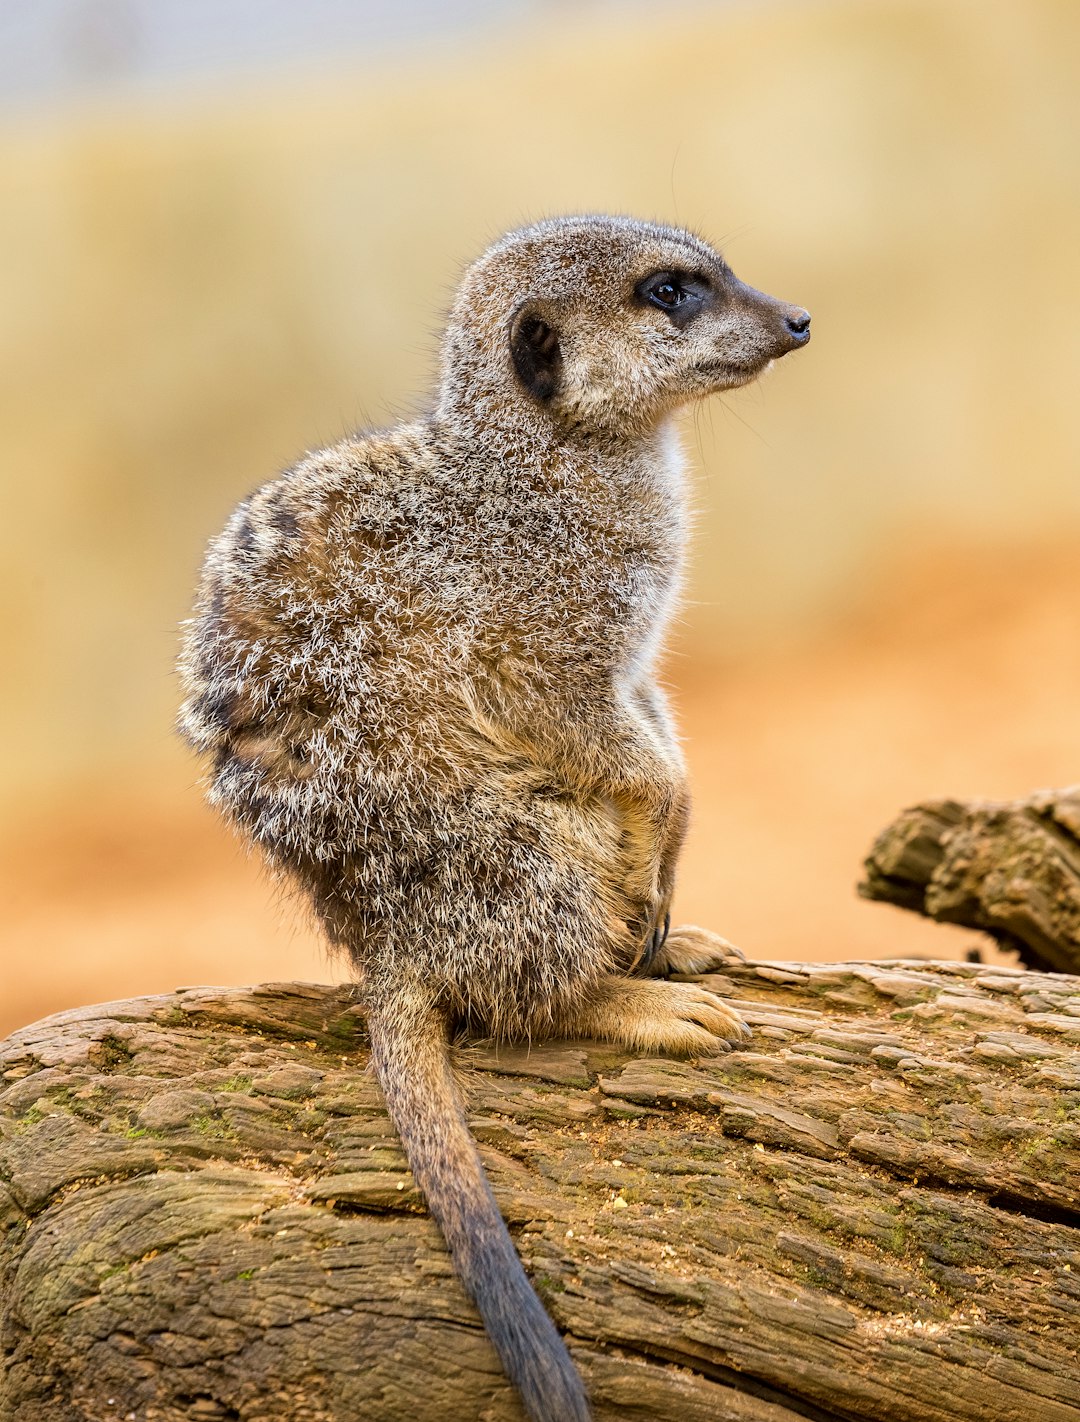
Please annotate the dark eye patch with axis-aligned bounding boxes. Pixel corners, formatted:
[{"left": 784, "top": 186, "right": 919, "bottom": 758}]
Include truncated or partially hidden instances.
[{"left": 634, "top": 269, "right": 713, "bottom": 328}]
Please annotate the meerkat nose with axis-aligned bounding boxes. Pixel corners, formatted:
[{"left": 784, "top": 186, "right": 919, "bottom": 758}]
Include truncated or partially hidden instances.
[{"left": 784, "top": 308, "right": 812, "bottom": 345}]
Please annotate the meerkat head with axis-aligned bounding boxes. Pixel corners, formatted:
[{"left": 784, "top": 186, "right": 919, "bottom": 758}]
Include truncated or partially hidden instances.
[{"left": 436, "top": 215, "right": 810, "bottom": 441}]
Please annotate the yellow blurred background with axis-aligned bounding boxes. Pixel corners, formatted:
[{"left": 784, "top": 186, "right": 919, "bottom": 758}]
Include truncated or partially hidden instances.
[{"left": 2, "top": 0, "right": 1079, "bottom": 1037}]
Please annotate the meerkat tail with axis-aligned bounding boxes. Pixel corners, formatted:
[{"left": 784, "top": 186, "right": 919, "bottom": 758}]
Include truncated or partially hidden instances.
[{"left": 365, "top": 999, "right": 592, "bottom": 1422}]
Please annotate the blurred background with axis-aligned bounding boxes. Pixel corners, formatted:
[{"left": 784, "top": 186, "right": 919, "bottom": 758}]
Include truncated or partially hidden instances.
[{"left": 2, "top": 0, "right": 1078, "bottom": 1037}]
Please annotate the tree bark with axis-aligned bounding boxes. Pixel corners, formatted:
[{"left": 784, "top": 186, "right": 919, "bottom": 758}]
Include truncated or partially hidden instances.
[
  {"left": 860, "top": 786, "right": 1080, "bottom": 974},
  {"left": 2, "top": 962, "right": 1079, "bottom": 1422}
]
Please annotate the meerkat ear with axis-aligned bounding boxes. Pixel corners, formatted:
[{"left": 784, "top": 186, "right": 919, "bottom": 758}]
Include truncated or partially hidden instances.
[{"left": 509, "top": 306, "right": 562, "bottom": 402}]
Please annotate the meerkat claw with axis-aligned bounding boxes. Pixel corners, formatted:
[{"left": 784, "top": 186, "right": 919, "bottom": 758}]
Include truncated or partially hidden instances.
[{"left": 642, "top": 909, "right": 671, "bottom": 967}]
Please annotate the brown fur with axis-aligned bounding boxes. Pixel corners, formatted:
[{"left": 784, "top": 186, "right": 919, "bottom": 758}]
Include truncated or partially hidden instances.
[{"left": 179, "top": 215, "right": 810, "bottom": 1421}]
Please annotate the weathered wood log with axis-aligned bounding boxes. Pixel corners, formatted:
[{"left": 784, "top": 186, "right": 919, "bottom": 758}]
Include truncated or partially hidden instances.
[
  {"left": 2, "top": 959, "right": 1079, "bottom": 1421},
  {"left": 860, "top": 786, "right": 1080, "bottom": 974}
]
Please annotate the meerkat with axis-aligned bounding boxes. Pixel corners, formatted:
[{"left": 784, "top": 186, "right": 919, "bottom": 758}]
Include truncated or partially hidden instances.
[{"left": 178, "top": 214, "right": 810, "bottom": 1422}]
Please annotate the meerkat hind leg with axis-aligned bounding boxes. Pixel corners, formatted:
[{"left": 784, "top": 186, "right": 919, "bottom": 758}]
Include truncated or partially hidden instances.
[
  {"left": 649, "top": 924, "right": 747, "bottom": 978},
  {"left": 565, "top": 975, "right": 749, "bottom": 1056}
]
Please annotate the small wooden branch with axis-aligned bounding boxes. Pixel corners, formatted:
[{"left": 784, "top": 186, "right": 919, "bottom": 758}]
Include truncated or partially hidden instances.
[
  {"left": 2, "top": 965, "right": 1079, "bottom": 1420},
  {"left": 860, "top": 786, "right": 1080, "bottom": 974}
]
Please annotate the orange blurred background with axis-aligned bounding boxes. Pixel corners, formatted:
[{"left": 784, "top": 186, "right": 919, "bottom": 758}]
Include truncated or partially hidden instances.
[{"left": 2, "top": 0, "right": 1079, "bottom": 1037}]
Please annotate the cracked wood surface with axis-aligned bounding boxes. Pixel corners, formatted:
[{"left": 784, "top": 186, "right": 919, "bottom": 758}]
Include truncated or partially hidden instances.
[
  {"left": 861, "top": 786, "right": 1080, "bottom": 975},
  {"left": 1, "top": 958, "right": 1079, "bottom": 1421}
]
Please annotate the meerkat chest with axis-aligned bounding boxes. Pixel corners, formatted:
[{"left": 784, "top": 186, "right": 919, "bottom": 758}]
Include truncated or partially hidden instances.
[
  {"left": 491, "top": 437, "right": 688, "bottom": 651},
  {"left": 585, "top": 432, "right": 688, "bottom": 628}
]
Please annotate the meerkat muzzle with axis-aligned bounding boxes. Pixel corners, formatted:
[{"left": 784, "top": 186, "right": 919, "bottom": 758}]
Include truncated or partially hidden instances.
[{"left": 783, "top": 307, "right": 812, "bottom": 347}]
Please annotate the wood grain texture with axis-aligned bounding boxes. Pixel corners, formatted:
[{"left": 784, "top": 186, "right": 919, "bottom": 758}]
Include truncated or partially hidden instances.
[
  {"left": 2, "top": 960, "right": 1079, "bottom": 1421},
  {"left": 861, "top": 787, "right": 1080, "bottom": 974}
]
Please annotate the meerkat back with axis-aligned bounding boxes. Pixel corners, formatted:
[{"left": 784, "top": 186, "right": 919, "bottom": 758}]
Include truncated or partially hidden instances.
[{"left": 179, "top": 214, "right": 809, "bottom": 1422}]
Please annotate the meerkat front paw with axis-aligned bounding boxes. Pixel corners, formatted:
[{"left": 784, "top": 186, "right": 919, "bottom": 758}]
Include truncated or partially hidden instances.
[
  {"left": 624, "top": 885, "right": 670, "bottom": 972},
  {"left": 628, "top": 901, "right": 671, "bottom": 973},
  {"left": 648, "top": 924, "right": 746, "bottom": 977}
]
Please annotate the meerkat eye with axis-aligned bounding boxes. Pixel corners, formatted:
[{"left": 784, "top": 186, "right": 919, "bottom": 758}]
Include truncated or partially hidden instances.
[
  {"left": 635, "top": 270, "right": 710, "bottom": 327},
  {"left": 651, "top": 281, "right": 684, "bottom": 308}
]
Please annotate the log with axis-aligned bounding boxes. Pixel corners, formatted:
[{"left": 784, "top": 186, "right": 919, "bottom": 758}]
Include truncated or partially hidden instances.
[
  {"left": 860, "top": 786, "right": 1080, "bottom": 974},
  {"left": 2, "top": 960, "right": 1079, "bottom": 1421}
]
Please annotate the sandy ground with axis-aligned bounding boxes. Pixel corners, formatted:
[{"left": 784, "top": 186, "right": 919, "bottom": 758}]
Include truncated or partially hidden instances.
[{"left": 2, "top": 541, "right": 1077, "bottom": 1040}]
